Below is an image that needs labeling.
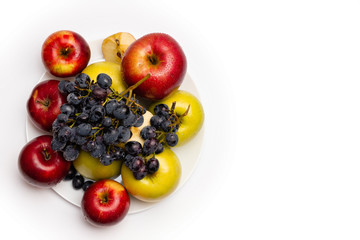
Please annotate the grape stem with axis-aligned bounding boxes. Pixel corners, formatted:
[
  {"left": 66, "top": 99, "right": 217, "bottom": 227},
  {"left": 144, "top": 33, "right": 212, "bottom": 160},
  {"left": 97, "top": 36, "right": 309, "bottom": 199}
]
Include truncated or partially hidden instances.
[
  {"left": 119, "top": 74, "right": 151, "bottom": 97},
  {"left": 169, "top": 102, "right": 191, "bottom": 131}
]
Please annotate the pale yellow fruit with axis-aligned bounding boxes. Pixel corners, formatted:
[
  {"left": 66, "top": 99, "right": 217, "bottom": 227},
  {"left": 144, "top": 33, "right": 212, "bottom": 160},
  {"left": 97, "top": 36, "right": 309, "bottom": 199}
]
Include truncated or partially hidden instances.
[
  {"left": 102, "top": 32, "right": 136, "bottom": 64},
  {"left": 73, "top": 150, "right": 121, "bottom": 181},
  {"left": 82, "top": 61, "right": 128, "bottom": 93},
  {"left": 121, "top": 148, "right": 181, "bottom": 202}
]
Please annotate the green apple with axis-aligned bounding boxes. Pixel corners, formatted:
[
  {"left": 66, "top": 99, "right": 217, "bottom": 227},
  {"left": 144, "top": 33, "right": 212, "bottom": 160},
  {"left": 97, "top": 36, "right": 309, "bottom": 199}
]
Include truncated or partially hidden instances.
[
  {"left": 82, "top": 61, "right": 128, "bottom": 93},
  {"left": 149, "top": 90, "right": 204, "bottom": 146},
  {"left": 121, "top": 148, "right": 181, "bottom": 202},
  {"left": 73, "top": 150, "right": 121, "bottom": 181}
]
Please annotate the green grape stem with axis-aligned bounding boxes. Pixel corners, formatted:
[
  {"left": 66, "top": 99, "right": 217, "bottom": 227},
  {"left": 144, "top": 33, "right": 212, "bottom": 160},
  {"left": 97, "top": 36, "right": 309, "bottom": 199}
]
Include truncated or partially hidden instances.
[{"left": 119, "top": 73, "right": 151, "bottom": 97}]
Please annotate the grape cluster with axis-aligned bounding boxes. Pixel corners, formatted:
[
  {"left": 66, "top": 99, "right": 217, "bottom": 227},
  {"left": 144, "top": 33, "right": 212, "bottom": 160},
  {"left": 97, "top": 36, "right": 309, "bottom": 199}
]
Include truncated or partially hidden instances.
[
  {"left": 51, "top": 72, "right": 189, "bottom": 182},
  {"left": 122, "top": 102, "right": 189, "bottom": 180},
  {"left": 51, "top": 73, "right": 146, "bottom": 167},
  {"left": 149, "top": 103, "right": 183, "bottom": 147}
]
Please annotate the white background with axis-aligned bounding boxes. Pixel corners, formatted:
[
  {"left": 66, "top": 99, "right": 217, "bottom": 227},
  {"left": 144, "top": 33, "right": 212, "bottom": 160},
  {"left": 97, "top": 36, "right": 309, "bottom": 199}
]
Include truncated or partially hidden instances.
[{"left": 1, "top": 0, "right": 360, "bottom": 239}]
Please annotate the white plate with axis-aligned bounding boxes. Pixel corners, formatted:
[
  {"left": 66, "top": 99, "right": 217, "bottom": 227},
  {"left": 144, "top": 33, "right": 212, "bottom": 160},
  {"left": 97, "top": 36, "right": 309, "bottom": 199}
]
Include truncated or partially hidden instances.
[{"left": 25, "top": 39, "right": 204, "bottom": 214}]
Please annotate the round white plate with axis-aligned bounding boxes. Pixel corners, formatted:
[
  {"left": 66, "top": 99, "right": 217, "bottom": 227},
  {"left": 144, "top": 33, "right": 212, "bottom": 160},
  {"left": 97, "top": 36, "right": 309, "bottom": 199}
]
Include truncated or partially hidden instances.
[{"left": 25, "top": 39, "right": 204, "bottom": 214}]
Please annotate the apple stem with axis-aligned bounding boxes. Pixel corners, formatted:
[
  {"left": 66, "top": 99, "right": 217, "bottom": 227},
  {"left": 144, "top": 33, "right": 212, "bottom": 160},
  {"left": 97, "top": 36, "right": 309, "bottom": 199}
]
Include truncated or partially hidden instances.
[
  {"left": 36, "top": 98, "right": 50, "bottom": 108},
  {"left": 42, "top": 148, "right": 51, "bottom": 161}
]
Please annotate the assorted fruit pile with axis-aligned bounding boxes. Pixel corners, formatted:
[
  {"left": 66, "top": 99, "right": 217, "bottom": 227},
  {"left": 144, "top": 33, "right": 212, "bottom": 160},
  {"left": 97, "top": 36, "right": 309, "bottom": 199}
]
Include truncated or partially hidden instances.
[{"left": 18, "top": 30, "right": 204, "bottom": 227}]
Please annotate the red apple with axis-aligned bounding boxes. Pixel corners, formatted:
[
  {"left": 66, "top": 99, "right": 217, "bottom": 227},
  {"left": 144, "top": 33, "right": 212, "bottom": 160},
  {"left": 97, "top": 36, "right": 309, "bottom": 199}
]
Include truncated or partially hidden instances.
[
  {"left": 18, "top": 135, "right": 71, "bottom": 188},
  {"left": 27, "top": 79, "right": 66, "bottom": 132},
  {"left": 81, "top": 179, "right": 130, "bottom": 226},
  {"left": 121, "top": 33, "right": 187, "bottom": 100},
  {"left": 42, "top": 30, "right": 91, "bottom": 77}
]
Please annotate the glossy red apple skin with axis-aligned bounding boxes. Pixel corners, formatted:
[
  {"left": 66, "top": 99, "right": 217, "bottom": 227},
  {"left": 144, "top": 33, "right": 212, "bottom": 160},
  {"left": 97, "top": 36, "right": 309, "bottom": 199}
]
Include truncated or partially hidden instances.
[
  {"left": 121, "top": 33, "right": 187, "bottom": 100},
  {"left": 18, "top": 135, "right": 71, "bottom": 188},
  {"left": 42, "top": 30, "right": 91, "bottom": 77},
  {"left": 81, "top": 179, "right": 130, "bottom": 226},
  {"left": 27, "top": 79, "right": 66, "bottom": 132}
]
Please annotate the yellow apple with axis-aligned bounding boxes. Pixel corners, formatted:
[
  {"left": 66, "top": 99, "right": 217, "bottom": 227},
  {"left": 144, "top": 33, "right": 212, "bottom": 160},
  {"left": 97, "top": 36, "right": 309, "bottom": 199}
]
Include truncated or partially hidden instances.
[
  {"left": 121, "top": 148, "right": 181, "bottom": 202},
  {"left": 149, "top": 90, "right": 204, "bottom": 146},
  {"left": 102, "top": 32, "right": 136, "bottom": 64},
  {"left": 81, "top": 61, "right": 128, "bottom": 93},
  {"left": 73, "top": 150, "right": 121, "bottom": 181}
]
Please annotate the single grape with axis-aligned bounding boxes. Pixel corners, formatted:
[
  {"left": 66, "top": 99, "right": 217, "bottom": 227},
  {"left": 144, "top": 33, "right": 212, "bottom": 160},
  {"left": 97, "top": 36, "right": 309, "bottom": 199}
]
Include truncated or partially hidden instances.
[
  {"left": 142, "top": 138, "right": 158, "bottom": 156},
  {"left": 82, "top": 180, "right": 94, "bottom": 191},
  {"left": 103, "top": 128, "right": 120, "bottom": 145},
  {"left": 102, "top": 117, "right": 113, "bottom": 128},
  {"left": 51, "top": 137, "right": 67, "bottom": 151},
  {"left": 154, "top": 103, "right": 169, "bottom": 115},
  {"left": 146, "top": 157, "right": 160, "bottom": 174},
  {"left": 117, "top": 126, "right": 131, "bottom": 142},
  {"left": 113, "top": 105, "right": 130, "bottom": 120},
  {"left": 140, "top": 126, "right": 157, "bottom": 140},
  {"left": 131, "top": 156, "right": 145, "bottom": 172},
  {"left": 57, "top": 126, "right": 74, "bottom": 143},
  {"left": 150, "top": 115, "right": 163, "bottom": 129},
  {"left": 97, "top": 73, "right": 112, "bottom": 89},
  {"left": 89, "top": 105, "right": 105, "bottom": 123},
  {"left": 155, "top": 143, "right": 164, "bottom": 154},
  {"left": 112, "top": 146, "right": 126, "bottom": 160},
  {"left": 122, "top": 111, "right": 137, "bottom": 127},
  {"left": 85, "top": 140, "right": 96, "bottom": 152},
  {"left": 58, "top": 80, "right": 68, "bottom": 94},
  {"left": 91, "top": 85, "right": 107, "bottom": 100},
  {"left": 133, "top": 165, "right": 147, "bottom": 180},
  {"left": 125, "top": 141, "right": 142, "bottom": 156},
  {"left": 165, "top": 132, "right": 179, "bottom": 147},
  {"left": 105, "top": 99, "right": 120, "bottom": 115},
  {"left": 56, "top": 113, "right": 68, "bottom": 123},
  {"left": 160, "top": 119, "right": 172, "bottom": 132},
  {"left": 72, "top": 175, "right": 84, "bottom": 189},
  {"left": 133, "top": 115, "right": 144, "bottom": 127},
  {"left": 90, "top": 142, "right": 105, "bottom": 158},
  {"left": 75, "top": 73, "right": 90, "bottom": 88},
  {"left": 60, "top": 104, "right": 75, "bottom": 116},
  {"left": 52, "top": 119, "right": 65, "bottom": 134},
  {"left": 75, "top": 123, "right": 92, "bottom": 137},
  {"left": 63, "top": 144, "right": 80, "bottom": 161},
  {"left": 124, "top": 154, "right": 134, "bottom": 168},
  {"left": 158, "top": 110, "right": 170, "bottom": 119},
  {"left": 64, "top": 164, "right": 77, "bottom": 180},
  {"left": 76, "top": 112, "right": 89, "bottom": 122},
  {"left": 64, "top": 81, "right": 76, "bottom": 93},
  {"left": 100, "top": 153, "right": 114, "bottom": 166},
  {"left": 67, "top": 92, "right": 82, "bottom": 105}
]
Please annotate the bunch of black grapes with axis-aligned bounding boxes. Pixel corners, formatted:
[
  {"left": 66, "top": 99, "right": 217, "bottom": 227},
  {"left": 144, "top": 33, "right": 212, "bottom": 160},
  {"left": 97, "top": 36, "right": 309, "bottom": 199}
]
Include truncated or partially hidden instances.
[{"left": 51, "top": 73, "right": 145, "bottom": 167}]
